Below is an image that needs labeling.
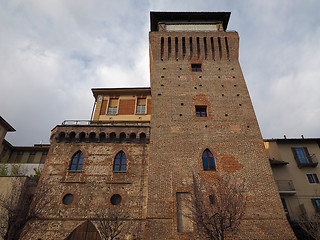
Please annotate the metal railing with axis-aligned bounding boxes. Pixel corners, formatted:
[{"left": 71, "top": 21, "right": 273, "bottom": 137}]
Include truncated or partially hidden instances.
[
  {"left": 276, "top": 180, "right": 296, "bottom": 194},
  {"left": 297, "top": 154, "right": 318, "bottom": 168},
  {"left": 62, "top": 120, "right": 91, "bottom": 125}
]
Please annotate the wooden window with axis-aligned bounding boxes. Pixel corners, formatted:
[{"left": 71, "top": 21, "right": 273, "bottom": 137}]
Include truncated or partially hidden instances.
[
  {"left": 202, "top": 149, "right": 216, "bottom": 170},
  {"left": 195, "top": 106, "right": 207, "bottom": 117},
  {"left": 100, "top": 100, "right": 108, "bottom": 115},
  {"left": 107, "top": 99, "right": 118, "bottom": 115},
  {"left": 113, "top": 151, "right": 127, "bottom": 172},
  {"left": 191, "top": 63, "right": 202, "bottom": 72},
  {"left": 136, "top": 98, "right": 146, "bottom": 114},
  {"left": 70, "top": 151, "right": 84, "bottom": 171}
]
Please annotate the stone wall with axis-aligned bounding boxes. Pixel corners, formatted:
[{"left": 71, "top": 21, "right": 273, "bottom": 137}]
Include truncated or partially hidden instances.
[{"left": 24, "top": 125, "right": 149, "bottom": 239}]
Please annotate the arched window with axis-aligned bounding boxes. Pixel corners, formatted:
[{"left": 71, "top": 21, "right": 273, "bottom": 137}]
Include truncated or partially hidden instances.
[
  {"left": 202, "top": 149, "right": 216, "bottom": 170},
  {"left": 70, "top": 151, "right": 84, "bottom": 171},
  {"left": 113, "top": 151, "right": 127, "bottom": 172}
]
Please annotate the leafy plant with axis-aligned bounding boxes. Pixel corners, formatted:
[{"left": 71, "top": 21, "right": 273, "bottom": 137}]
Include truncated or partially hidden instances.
[
  {"left": 30, "top": 168, "right": 42, "bottom": 183},
  {"left": 10, "top": 164, "right": 21, "bottom": 176},
  {"left": 0, "top": 163, "right": 8, "bottom": 176}
]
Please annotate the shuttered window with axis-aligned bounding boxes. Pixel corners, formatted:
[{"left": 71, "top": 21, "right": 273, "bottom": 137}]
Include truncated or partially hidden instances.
[
  {"left": 136, "top": 98, "right": 146, "bottom": 114},
  {"left": 107, "top": 99, "right": 118, "bottom": 115}
]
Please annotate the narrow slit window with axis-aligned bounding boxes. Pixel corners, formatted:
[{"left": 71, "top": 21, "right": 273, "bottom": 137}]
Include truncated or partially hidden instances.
[
  {"left": 195, "top": 105, "right": 207, "bottom": 117},
  {"left": 202, "top": 149, "right": 216, "bottom": 170},
  {"left": 218, "top": 37, "right": 222, "bottom": 59},
  {"left": 182, "top": 37, "right": 186, "bottom": 58},
  {"left": 189, "top": 37, "right": 193, "bottom": 58},
  {"left": 107, "top": 98, "right": 118, "bottom": 115},
  {"left": 197, "top": 37, "right": 200, "bottom": 58},
  {"left": 191, "top": 64, "right": 202, "bottom": 72},
  {"left": 136, "top": 98, "right": 146, "bottom": 114},
  {"left": 70, "top": 151, "right": 84, "bottom": 171},
  {"left": 225, "top": 37, "right": 230, "bottom": 60},
  {"left": 211, "top": 37, "right": 215, "bottom": 60},
  {"left": 113, "top": 151, "right": 127, "bottom": 172},
  {"left": 204, "top": 37, "right": 207, "bottom": 59},
  {"left": 175, "top": 37, "right": 178, "bottom": 59},
  {"left": 168, "top": 37, "right": 171, "bottom": 59},
  {"left": 161, "top": 37, "right": 164, "bottom": 59}
]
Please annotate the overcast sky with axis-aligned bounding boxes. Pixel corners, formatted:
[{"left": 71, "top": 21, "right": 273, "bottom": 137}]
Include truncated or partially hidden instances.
[{"left": 1, "top": 0, "right": 320, "bottom": 146}]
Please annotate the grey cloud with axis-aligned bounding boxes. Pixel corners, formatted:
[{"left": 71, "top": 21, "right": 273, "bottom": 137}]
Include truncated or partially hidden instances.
[{"left": 1, "top": 0, "right": 320, "bottom": 145}]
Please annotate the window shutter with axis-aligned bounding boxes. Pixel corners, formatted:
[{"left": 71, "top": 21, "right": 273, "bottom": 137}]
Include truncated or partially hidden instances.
[
  {"left": 137, "top": 98, "right": 146, "bottom": 105},
  {"left": 109, "top": 99, "right": 118, "bottom": 107},
  {"left": 100, "top": 100, "right": 108, "bottom": 115}
]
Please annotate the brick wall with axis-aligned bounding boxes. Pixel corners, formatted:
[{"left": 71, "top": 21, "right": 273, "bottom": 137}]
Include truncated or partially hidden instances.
[{"left": 146, "top": 29, "right": 296, "bottom": 239}]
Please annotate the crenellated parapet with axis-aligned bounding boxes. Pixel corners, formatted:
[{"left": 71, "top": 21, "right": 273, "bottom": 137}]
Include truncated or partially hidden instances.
[{"left": 52, "top": 124, "right": 150, "bottom": 144}]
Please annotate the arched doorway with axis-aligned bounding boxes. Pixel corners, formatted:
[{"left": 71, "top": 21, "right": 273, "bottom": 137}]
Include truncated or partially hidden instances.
[{"left": 65, "top": 221, "right": 101, "bottom": 240}]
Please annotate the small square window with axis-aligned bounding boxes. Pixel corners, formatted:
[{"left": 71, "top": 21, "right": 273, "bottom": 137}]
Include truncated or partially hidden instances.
[
  {"left": 196, "top": 106, "right": 207, "bottom": 117},
  {"left": 307, "top": 173, "right": 319, "bottom": 184},
  {"left": 191, "top": 64, "right": 202, "bottom": 72}
]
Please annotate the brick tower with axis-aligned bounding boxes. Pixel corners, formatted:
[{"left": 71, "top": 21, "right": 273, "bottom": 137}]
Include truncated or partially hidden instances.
[
  {"left": 146, "top": 12, "right": 295, "bottom": 239},
  {"left": 22, "top": 12, "right": 296, "bottom": 240}
]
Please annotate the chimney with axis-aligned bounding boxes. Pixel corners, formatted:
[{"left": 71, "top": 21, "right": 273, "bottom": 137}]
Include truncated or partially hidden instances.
[
  {"left": 284, "top": 135, "right": 286, "bottom": 139},
  {"left": 301, "top": 135, "right": 304, "bottom": 139}
]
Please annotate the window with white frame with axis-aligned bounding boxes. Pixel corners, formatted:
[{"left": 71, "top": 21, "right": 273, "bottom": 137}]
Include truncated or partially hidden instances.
[
  {"left": 307, "top": 173, "right": 319, "bottom": 184},
  {"left": 136, "top": 98, "right": 146, "bottom": 114},
  {"left": 107, "top": 99, "right": 118, "bottom": 115}
]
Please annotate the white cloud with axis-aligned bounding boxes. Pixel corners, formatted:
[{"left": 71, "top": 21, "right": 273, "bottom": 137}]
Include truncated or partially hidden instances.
[{"left": 1, "top": 0, "right": 320, "bottom": 145}]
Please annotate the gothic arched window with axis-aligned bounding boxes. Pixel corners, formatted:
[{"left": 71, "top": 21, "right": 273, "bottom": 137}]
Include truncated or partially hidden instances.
[
  {"left": 202, "top": 149, "right": 216, "bottom": 170},
  {"left": 70, "top": 151, "right": 84, "bottom": 171},
  {"left": 113, "top": 151, "right": 127, "bottom": 172}
]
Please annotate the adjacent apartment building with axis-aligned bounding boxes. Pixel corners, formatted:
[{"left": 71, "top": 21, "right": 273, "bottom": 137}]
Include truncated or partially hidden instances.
[
  {"left": 265, "top": 137, "right": 320, "bottom": 223},
  {"left": 22, "top": 12, "right": 295, "bottom": 239},
  {"left": 0, "top": 116, "right": 49, "bottom": 176}
]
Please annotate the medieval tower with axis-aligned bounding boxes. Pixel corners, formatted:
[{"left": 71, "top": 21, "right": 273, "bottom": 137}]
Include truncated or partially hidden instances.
[{"left": 23, "top": 12, "right": 296, "bottom": 239}]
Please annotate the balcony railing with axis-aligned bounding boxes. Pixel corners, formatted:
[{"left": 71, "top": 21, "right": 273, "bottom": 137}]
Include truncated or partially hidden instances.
[
  {"left": 61, "top": 120, "right": 151, "bottom": 127},
  {"left": 62, "top": 120, "right": 91, "bottom": 125},
  {"left": 276, "top": 180, "right": 296, "bottom": 194},
  {"left": 297, "top": 154, "right": 318, "bottom": 168}
]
